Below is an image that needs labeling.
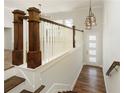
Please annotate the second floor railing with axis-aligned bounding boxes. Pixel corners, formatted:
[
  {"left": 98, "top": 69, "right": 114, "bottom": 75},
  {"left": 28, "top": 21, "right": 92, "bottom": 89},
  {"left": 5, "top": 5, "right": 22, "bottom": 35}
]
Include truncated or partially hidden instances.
[
  {"left": 12, "top": 7, "right": 83, "bottom": 69},
  {"left": 40, "top": 20, "right": 73, "bottom": 63}
]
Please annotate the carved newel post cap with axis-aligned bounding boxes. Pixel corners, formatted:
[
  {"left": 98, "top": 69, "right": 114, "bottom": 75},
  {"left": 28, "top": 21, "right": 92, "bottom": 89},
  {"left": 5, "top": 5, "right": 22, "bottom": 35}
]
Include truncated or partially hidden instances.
[
  {"left": 27, "top": 7, "right": 41, "bottom": 22},
  {"left": 12, "top": 10, "right": 26, "bottom": 23},
  {"left": 27, "top": 7, "right": 41, "bottom": 13},
  {"left": 12, "top": 10, "right": 26, "bottom": 15}
]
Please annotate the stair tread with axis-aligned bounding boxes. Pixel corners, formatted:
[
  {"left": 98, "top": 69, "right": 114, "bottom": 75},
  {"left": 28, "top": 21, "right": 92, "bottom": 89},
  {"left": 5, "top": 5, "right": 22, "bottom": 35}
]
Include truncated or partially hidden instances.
[
  {"left": 34, "top": 85, "right": 45, "bottom": 93},
  {"left": 20, "top": 90, "right": 32, "bottom": 93},
  {"left": 20, "top": 85, "right": 45, "bottom": 93},
  {"left": 4, "top": 76, "right": 25, "bottom": 93}
]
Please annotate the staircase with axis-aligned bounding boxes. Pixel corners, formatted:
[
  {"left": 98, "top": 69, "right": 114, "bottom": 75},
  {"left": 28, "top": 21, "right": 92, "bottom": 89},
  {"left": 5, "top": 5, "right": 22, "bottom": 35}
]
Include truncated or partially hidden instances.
[
  {"left": 4, "top": 74, "right": 45, "bottom": 93},
  {"left": 4, "top": 73, "right": 75, "bottom": 93},
  {"left": 20, "top": 85, "right": 45, "bottom": 93},
  {"left": 4, "top": 74, "right": 74, "bottom": 93},
  {"left": 4, "top": 66, "right": 76, "bottom": 93}
]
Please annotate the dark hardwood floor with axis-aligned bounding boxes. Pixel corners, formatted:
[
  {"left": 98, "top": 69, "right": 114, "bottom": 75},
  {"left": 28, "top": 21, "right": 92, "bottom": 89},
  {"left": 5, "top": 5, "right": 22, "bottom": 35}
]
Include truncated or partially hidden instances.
[{"left": 73, "top": 65, "right": 106, "bottom": 93}]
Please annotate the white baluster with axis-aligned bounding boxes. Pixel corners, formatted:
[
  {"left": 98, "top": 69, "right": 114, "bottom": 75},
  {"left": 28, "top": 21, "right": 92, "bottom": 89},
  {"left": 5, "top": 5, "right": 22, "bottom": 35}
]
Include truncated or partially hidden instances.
[
  {"left": 51, "top": 24, "right": 54, "bottom": 57},
  {"left": 41, "top": 21, "right": 45, "bottom": 64},
  {"left": 23, "top": 20, "right": 26, "bottom": 64},
  {"left": 44, "top": 22, "right": 47, "bottom": 63}
]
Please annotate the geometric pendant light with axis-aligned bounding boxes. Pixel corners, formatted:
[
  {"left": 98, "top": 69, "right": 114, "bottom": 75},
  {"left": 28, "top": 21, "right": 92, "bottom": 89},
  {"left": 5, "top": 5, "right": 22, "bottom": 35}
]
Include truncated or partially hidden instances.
[{"left": 84, "top": 0, "right": 97, "bottom": 30}]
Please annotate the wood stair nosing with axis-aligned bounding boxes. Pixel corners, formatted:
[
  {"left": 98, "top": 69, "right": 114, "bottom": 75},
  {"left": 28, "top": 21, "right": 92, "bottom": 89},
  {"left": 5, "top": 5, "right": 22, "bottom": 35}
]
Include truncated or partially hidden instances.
[
  {"left": 4, "top": 76, "right": 25, "bottom": 93},
  {"left": 20, "top": 90, "right": 32, "bottom": 93},
  {"left": 20, "top": 85, "right": 45, "bottom": 93},
  {"left": 58, "top": 91, "right": 77, "bottom": 93}
]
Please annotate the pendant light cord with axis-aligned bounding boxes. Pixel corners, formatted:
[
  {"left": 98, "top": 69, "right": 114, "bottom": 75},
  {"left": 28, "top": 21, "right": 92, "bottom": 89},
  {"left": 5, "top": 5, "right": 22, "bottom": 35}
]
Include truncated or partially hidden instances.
[
  {"left": 89, "top": 0, "right": 92, "bottom": 16},
  {"left": 90, "top": 0, "right": 91, "bottom": 8}
]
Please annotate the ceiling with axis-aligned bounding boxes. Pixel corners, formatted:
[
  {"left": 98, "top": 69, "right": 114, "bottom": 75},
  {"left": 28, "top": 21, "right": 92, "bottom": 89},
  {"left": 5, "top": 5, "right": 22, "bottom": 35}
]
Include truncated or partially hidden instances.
[{"left": 5, "top": 0, "right": 103, "bottom": 13}]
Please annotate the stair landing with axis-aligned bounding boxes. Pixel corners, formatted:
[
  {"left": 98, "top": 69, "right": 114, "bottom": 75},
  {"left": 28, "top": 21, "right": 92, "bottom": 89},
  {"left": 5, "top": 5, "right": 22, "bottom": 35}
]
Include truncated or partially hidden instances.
[{"left": 73, "top": 65, "right": 106, "bottom": 93}]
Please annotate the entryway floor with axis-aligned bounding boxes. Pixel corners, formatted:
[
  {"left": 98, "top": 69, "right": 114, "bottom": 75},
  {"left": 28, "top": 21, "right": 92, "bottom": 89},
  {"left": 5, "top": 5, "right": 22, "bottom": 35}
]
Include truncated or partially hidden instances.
[{"left": 73, "top": 65, "right": 106, "bottom": 93}]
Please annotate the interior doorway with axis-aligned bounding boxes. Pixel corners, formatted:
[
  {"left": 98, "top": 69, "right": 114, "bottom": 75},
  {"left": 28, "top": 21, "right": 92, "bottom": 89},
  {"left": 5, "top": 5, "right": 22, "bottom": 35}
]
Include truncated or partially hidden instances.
[{"left": 84, "top": 29, "right": 102, "bottom": 67}]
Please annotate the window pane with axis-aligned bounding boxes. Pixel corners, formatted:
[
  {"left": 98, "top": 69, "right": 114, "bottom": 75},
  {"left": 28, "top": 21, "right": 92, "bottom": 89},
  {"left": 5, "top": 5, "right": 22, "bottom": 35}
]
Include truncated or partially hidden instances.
[
  {"left": 89, "top": 43, "right": 96, "bottom": 48},
  {"left": 89, "top": 50, "right": 96, "bottom": 55},
  {"left": 89, "top": 57, "right": 96, "bottom": 63},
  {"left": 89, "top": 35, "right": 96, "bottom": 41}
]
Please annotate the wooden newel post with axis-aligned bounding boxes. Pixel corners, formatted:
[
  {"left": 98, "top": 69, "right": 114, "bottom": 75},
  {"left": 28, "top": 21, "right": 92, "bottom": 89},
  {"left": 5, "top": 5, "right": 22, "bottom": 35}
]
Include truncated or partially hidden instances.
[
  {"left": 72, "top": 26, "right": 76, "bottom": 48},
  {"left": 12, "top": 10, "right": 26, "bottom": 65},
  {"left": 27, "top": 7, "right": 42, "bottom": 69}
]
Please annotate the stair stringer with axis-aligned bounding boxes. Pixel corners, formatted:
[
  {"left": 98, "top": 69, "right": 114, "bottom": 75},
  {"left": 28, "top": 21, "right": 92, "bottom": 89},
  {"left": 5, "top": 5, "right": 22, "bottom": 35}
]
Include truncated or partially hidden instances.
[
  {"left": 12, "top": 66, "right": 43, "bottom": 92},
  {"left": 4, "top": 65, "right": 43, "bottom": 93}
]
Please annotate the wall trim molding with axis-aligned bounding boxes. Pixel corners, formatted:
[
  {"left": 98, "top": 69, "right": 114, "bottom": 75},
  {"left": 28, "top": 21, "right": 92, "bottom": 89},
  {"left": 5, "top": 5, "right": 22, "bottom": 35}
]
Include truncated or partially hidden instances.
[
  {"left": 84, "top": 63, "right": 103, "bottom": 68},
  {"left": 70, "top": 64, "right": 83, "bottom": 90},
  {"left": 103, "top": 68, "right": 109, "bottom": 93}
]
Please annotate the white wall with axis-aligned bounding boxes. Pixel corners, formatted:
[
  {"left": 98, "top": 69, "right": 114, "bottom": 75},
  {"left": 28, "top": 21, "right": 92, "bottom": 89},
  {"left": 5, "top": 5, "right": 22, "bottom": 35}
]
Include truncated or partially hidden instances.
[
  {"left": 4, "top": 7, "right": 16, "bottom": 50},
  {"left": 4, "top": 7, "right": 13, "bottom": 28},
  {"left": 48, "top": 7, "right": 103, "bottom": 66},
  {"left": 103, "top": 0, "right": 120, "bottom": 93},
  {"left": 4, "top": 28, "right": 12, "bottom": 50},
  {"left": 41, "top": 47, "right": 83, "bottom": 93}
]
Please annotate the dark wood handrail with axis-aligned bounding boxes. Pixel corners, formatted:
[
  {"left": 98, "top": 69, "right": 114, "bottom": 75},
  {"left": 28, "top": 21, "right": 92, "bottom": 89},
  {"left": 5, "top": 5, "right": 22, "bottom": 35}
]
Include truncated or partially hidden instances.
[
  {"left": 40, "top": 17, "right": 72, "bottom": 29},
  {"left": 40, "top": 17, "right": 84, "bottom": 32},
  {"left": 21, "top": 16, "right": 83, "bottom": 32},
  {"left": 106, "top": 61, "right": 120, "bottom": 76}
]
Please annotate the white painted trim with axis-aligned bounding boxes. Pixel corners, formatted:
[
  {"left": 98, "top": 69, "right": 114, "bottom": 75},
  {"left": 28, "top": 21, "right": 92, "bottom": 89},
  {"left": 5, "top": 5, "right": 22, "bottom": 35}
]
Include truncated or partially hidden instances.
[
  {"left": 70, "top": 64, "right": 83, "bottom": 90},
  {"left": 84, "top": 63, "right": 103, "bottom": 68},
  {"left": 103, "top": 68, "right": 109, "bottom": 93}
]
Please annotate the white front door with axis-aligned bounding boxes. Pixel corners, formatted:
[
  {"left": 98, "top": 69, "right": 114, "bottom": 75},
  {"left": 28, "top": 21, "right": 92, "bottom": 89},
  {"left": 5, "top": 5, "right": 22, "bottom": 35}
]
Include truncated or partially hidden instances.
[{"left": 84, "top": 30, "right": 102, "bottom": 66}]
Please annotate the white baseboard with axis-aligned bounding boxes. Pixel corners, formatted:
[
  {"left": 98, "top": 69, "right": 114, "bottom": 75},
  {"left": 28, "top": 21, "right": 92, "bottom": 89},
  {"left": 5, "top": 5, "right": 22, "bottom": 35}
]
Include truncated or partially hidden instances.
[
  {"left": 70, "top": 64, "right": 83, "bottom": 90},
  {"left": 103, "top": 68, "right": 108, "bottom": 93},
  {"left": 84, "top": 63, "right": 103, "bottom": 68}
]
